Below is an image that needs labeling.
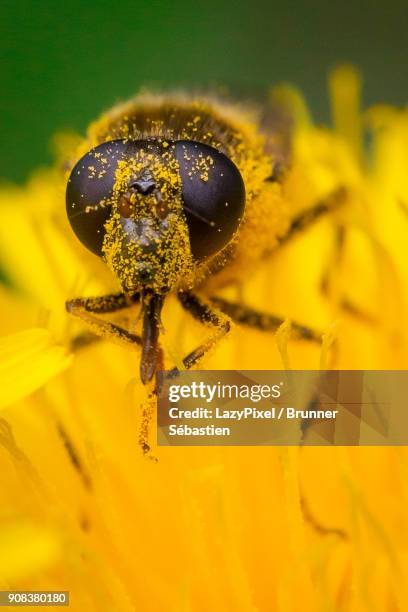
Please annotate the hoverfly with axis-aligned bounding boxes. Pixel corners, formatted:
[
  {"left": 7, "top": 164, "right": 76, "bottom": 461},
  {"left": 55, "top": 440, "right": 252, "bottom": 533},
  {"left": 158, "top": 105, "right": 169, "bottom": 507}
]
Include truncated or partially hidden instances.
[{"left": 66, "top": 92, "right": 344, "bottom": 383}]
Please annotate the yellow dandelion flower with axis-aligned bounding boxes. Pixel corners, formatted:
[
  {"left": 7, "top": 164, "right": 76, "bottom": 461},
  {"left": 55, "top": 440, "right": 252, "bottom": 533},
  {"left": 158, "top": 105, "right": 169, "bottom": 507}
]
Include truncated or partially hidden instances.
[{"left": 0, "top": 67, "right": 407, "bottom": 611}]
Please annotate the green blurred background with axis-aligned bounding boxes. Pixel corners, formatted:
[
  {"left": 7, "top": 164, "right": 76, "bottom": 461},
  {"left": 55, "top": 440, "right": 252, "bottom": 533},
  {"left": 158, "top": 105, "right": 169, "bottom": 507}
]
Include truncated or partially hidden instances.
[{"left": 1, "top": 0, "right": 407, "bottom": 183}]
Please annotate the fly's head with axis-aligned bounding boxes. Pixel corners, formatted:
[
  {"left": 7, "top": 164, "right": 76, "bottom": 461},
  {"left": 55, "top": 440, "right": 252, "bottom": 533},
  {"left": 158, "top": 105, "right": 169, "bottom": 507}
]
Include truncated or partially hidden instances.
[{"left": 66, "top": 138, "right": 246, "bottom": 295}]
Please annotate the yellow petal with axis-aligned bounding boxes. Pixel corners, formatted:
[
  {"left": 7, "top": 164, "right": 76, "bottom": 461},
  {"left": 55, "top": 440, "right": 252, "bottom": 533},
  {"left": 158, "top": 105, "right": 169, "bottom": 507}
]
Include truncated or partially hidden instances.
[
  {"left": 0, "top": 175, "right": 107, "bottom": 311},
  {"left": 0, "top": 521, "right": 60, "bottom": 582},
  {"left": 0, "top": 328, "right": 72, "bottom": 410},
  {"left": 329, "top": 64, "right": 363, "bottom": 163}
]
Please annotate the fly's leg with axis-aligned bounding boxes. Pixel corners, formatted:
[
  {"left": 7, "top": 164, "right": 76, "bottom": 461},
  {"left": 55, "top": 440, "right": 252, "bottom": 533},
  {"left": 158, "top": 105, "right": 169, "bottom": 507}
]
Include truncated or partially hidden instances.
[
  {"left": 170, "top": 291, "right": 231, "bottom": 372},
  {"left": 277, "top": 186, "right": 374, "bottom": 322},
  {"left": 320, "top": 225, "right": 346, "bottom": 298},
  {"left": 69, "top": 292, "right": 140, "bottom": 314},
  {"left": 277, "top": 186, "right": 347, "bottom": 247},
  {"left": 66, "top": 292, "right": 142, "bottom": 350},
  {"left": 300, "top": 488, "right": 347, "bottom": 539},
  {"left": 150, "top": 292, "right": 230, "bottom": 453},
  {"left": 66, "top": 292, "right": 159, "bottom": 457},
  {"left": 208, "top": 298, "right": 339, "bottom": 368},
  {"left": 209, "top": 297, "right": 321, "bottom": 342},
  {"left": 320, "top": 225, "right": 377, "bottom": 323},
  {"left": 320, "top": 224, "right": 358, "bottom": 314},
  {"left": 140, "top": 293, "right": 164, "bottom": 384}
]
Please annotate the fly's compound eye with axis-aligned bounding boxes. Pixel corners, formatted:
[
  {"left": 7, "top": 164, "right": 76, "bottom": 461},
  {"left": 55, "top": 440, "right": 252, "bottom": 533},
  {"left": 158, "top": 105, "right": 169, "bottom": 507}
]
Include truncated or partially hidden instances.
[
  {"left": 66, "top": 139, "right": 131, "bottom": 256},
  {"left": 175, "top": 141, "right": 245, "bottom": 260}
]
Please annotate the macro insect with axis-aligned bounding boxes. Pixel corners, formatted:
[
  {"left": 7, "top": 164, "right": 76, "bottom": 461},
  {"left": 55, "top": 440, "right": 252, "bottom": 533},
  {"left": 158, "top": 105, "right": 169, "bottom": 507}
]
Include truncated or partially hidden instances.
[{"left": 66, "top": 92, "right": 344, "bottom": 384}]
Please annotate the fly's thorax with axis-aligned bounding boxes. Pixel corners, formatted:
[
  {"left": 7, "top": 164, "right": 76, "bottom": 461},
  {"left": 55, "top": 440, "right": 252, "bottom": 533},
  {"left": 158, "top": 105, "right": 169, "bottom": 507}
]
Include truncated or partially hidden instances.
[{"left": 102, "top": 145, "right": 194, "bottom": 293}]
